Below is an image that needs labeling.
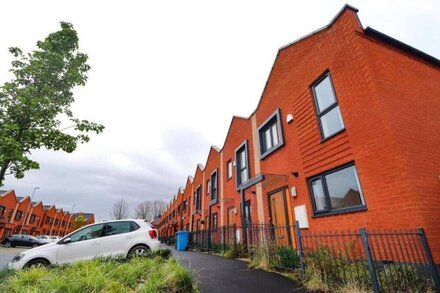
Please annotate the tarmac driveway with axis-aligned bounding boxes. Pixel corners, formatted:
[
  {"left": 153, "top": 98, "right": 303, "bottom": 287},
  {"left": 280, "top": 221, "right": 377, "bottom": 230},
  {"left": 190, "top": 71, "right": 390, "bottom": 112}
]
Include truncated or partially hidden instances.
[
  {"left": 0, "top": 246, "right": 28, "bottom": 268},
  {"left": 172, "top": 248, "right": 308, "bottom": 293}
]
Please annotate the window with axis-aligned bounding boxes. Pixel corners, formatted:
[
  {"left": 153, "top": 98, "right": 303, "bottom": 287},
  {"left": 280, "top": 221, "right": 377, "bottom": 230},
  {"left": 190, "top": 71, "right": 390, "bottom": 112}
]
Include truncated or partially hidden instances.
[
  {"left": 15, "top": 211, "right": 22, "bottom": 221},
  {"left": 227, "top": 160, "right": 232, "bottom": 180},
  {"left": 62, "top": 220, "right": 66, "bottom": 227},
  {"left": 55, "top": 219, "right": 59, "bottom": 225},
  {"left": 309, "top": 163, "right": 365, "bottom": 216},
  {"left": 195, "top": 186, "right": 202, "bottom": 211},
  {"left": 311, "top": 72, "right": 345, "bottom": 139},
  {"left": 69, "top": 223, "right": 104, "bottom": 243},
  {"left": 235, "top": 141, "right": 250, "bottom": 187},
  {"left": 183, "top": 200, "right": 187, "bottom": 212},
  {"left": 206, "top": 179, "right": 211, "bottom": 195},
  {"left": 212, "top": 213, "right": 218, "bottom": 230},
  {"left": 30, "top": 214, "right": 36, "bottom": 223},
  {"left": 102, "top": 221, "right": 132, "bottom": 237},
  {"left": 210, "top": 170, "right": 218, "bottom": 202},
  {"left": 177, "top": 203, "right": 181, "bottom": 215},
  {"left": 258, "top": 109, "right": 284, "bottom": 158},
  {"left": 0, "top": 206, "right": 5, "bottom": 216}
]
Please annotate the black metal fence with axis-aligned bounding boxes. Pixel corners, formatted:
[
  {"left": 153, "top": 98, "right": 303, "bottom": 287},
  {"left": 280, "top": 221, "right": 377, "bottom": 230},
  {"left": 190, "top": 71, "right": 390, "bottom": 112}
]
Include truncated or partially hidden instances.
[
  {"left": 188, "top": 225, "right": 238, "bottom": 253},
  {"left": 298, "top": 226, "right": 439, "bottom": 292},
  {"left": 182, "top": 223, "right": 440, "bottom": 292}
]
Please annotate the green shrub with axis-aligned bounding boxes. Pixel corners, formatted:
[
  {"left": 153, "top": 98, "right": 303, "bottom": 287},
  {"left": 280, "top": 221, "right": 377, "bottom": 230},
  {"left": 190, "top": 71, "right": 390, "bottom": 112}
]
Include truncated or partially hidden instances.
[
  {"left": 0, "top": 255, "right": 198, "bottom": 293},
  {"left": 303, "top": 246, "right": 370, "bottom": 292},
  {"left": 0, "top": 268, "right": 16, "bottom": 282},
  {"left": 271, "top": 246, "right": 299, "bottom": 270},
  {"left": 378, "top": 264, "right": 433, "bottom": 293}
]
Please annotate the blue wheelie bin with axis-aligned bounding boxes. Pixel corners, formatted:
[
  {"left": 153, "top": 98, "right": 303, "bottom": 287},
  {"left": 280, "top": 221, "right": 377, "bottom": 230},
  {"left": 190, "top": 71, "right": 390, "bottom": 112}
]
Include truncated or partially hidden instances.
[{"left": 176, "top": 231, "right": 190, "bottom": 251}]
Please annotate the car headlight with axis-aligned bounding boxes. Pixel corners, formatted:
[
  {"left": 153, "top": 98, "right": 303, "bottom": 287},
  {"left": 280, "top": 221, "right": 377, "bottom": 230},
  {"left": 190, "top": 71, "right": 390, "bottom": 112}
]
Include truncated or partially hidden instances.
[{"left": 12, "top": 253, "right": 25, "bottom": 262}]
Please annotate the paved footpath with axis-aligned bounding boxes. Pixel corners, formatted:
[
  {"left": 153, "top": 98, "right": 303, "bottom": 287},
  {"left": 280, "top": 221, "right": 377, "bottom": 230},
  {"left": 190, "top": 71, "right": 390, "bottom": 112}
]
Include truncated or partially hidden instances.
[{"left": 171, "top": 248, "right": 309, "bottom": 293}]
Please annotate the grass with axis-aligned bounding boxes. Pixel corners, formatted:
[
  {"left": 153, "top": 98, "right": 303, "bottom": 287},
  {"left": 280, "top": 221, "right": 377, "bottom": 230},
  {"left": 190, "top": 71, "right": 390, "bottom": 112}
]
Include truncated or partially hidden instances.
[{"left": 0, "top": 249, "right": 198, "bottom": 293}]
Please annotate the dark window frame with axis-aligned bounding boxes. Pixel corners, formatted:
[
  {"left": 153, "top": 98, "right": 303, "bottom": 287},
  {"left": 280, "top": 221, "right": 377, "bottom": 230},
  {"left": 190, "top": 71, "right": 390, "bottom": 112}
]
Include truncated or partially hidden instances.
[
  {"left": 226, "top": 160, "right": 232, "bottom": 180},
  {"left": 212, "top": 213, "right": 218, "bottom": 230},
  {"left": 235, "top": 140, "right": 250, "bottom": 189},
  {"left": 15, "top": 210, "right": 23, "bottom": 221},
  {"left": 30, "top": 214, "right": 36, "bottom": 223},
  {"left": 210, "top": 169, "right": 218, "bottom": 204},
  {"left": 195, "top": 185, "right": 202, "bottom": 211},
  {"left": 308, "top": 162, "right": 367, "bottom": 217},
  {"left": 310, "top": 70, "right": 345, "bottom": 141},
  {"left": 257, "top": 108, "right": 285, "bottom": 159},
  {"left": 0, "top": 205, "right": 5, "bottom": 217}
]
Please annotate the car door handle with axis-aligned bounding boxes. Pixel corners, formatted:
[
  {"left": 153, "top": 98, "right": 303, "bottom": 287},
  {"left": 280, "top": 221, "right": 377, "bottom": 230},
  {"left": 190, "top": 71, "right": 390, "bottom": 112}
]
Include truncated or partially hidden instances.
[
  {"left": 125, "top": 236, "right": 133, "bottom": 240},
  {"left": 91, "top": 241, "right": 100, "bottom": 246}
]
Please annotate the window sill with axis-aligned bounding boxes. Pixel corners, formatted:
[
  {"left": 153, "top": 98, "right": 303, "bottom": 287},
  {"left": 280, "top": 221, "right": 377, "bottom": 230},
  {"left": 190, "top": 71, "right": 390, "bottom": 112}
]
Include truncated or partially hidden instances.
[
  {"left": 320, "top": 128, "right": 346, "bottom": 143},
  {"left": 260, "top": 142, "right": 284, "bottom": 160},
  {"left": 312, "top": 205, "right": 367, "bottom": 218},
  {"left": 209, "top": 199, "right": 218, "bottom": 206}
]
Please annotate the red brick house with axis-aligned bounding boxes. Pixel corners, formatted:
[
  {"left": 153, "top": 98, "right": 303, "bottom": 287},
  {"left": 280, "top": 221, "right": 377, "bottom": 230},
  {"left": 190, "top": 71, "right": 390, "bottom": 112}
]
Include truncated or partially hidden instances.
[
  {"left": 0, "top": 190, "right": 18, "bottom": 239},
  {"left": 157, "top": 5, "right": 440, "bottom": 262},
  {"left": 26, "top": 201, "right": 45, "bottom": 236}
]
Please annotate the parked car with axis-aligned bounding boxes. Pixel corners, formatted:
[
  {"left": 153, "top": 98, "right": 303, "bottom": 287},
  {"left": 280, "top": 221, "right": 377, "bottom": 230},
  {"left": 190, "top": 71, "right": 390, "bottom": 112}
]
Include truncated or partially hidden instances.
[
  {"left": 36, "top": 235, "right": 62, "bottom": 244},
  {"left": 2, "top": 235, "right": 45, "bottom": 248},
  {"left": 35, "top": 235, "right": 57, "bottom": 244},
  {"left": 8, "top": 219, "right": 161, "bottom": 269}
]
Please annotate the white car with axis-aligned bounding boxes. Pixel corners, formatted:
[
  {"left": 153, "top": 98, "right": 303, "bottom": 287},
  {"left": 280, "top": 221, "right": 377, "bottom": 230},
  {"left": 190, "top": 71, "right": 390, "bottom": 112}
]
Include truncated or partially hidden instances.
[
  {"left": 36, "top": 235, "right": 61, "bottom": 244},
  {"left": 8, "top": 219, "right": 161, "bottom": 269}
]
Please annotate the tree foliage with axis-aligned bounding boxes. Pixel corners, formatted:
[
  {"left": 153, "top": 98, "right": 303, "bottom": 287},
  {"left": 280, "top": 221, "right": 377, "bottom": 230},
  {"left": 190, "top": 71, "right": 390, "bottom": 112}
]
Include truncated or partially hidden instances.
[
  {"left": 111, "top": 197, "right": 130, "bottom": 220},
  {"left": 0, "top": 22, "right": 104, "bottom": 186},
  {"left": 134, "top": 200, "right": 167, "bottom": 222}
]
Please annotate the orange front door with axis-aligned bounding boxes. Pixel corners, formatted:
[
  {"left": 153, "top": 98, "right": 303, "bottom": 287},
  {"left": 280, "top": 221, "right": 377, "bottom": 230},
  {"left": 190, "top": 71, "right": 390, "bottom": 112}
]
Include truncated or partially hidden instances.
[{"left": 269, "top": 190, "right": 291, "bottom": 246}]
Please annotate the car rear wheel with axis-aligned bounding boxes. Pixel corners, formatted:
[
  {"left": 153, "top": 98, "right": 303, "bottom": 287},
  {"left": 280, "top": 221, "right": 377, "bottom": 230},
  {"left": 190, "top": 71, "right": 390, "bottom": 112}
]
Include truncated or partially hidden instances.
[
  {"left": 31, "top": 243, "right": 38, "bottom": 248},
  {"left": 4, "top": 241, "right": 11, "bottom": 248},
  {"left": 25, "top": 258, "right": 50, "bottom": 269},
  {"left": 128, "top": 245, "right": 150, "bottom": 258}
]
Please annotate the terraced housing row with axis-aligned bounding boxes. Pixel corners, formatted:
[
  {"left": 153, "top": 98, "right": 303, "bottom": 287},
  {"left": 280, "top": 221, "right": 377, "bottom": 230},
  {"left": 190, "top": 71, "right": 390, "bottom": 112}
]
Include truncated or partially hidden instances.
[
  {"left": 156, "top": 5, "right": 440, "bottom": 263},
  {"left": 0, "top": 189, "right": 95, "bottom": 239}
]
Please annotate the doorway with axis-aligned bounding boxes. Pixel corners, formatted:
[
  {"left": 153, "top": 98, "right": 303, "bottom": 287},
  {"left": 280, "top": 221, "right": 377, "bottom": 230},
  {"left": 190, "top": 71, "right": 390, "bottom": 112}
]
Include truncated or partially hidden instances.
[{"left": 268, "top": 188, "right": 291, "bottom": 246}]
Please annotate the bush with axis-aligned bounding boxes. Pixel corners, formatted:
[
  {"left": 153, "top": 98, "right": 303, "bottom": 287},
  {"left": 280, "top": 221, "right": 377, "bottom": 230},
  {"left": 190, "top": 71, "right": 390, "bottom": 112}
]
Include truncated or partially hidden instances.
[
  {"left": 303, "top": 246, "right": 370, "bottom": 292},
  {"left": 0, "top": 253, "right": 198, "bottom": 293},
  {"left": 271, "top": 246, "right": 299, "bottom": 270},
  {"left": 378, "top": 264, "right": 433, "bottom": 293}
]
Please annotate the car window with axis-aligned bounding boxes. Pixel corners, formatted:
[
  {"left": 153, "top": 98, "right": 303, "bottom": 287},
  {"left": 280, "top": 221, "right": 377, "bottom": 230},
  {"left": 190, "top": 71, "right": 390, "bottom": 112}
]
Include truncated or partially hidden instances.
[
  {"left": 69, "top": 224, "right": 104, "bottom": 243},
  {"left": 103, "top": 221, "right": 131, "bottom": 237},
  {"left": 131, "top": 222, "right": 140, "bottom": 231},
  {"left": 50, "top": 236, "right": 57, "bottom": 239}
]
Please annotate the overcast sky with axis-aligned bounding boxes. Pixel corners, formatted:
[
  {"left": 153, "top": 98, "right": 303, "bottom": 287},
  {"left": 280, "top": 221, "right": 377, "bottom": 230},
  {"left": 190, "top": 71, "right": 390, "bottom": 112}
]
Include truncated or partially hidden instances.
[{"left": 1, "top": 0, "right": 439, "bottom": 221}]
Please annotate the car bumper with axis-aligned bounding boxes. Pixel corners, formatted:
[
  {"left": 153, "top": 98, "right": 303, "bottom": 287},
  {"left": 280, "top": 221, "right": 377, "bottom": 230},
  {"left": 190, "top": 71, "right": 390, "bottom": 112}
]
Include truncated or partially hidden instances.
[
  {"left": 7, "top": 260, "right": 25, "bottom": 270},
  {"left": 149, "top": 240, "right": 161, "bottom": 251}
]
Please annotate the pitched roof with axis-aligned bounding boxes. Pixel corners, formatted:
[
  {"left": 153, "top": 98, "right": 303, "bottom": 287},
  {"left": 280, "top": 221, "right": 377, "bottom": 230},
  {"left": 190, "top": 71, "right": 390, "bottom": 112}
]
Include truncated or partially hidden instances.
[{"left": 364, "top": 27, "right": 440, "bottom": 69}]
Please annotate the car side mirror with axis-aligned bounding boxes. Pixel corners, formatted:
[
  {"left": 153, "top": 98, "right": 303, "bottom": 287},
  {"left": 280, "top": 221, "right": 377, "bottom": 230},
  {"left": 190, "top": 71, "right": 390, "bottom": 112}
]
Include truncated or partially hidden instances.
[{"left": 62, "top": 237, "right": 72, "bottom": 244}]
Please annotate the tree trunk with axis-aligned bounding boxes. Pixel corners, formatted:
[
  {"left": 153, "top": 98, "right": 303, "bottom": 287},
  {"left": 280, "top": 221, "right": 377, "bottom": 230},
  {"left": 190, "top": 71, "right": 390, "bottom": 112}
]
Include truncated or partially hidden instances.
[{"left": 0, "top": 160, "right": 10, "bottom": 187}]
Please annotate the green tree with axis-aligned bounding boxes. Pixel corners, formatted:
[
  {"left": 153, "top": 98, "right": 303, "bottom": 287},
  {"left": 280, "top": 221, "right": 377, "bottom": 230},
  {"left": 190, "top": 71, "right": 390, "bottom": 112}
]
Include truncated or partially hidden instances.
[
  {"left": 0, "top": 22, "right": 104, "bottom": 186},
  {"left": 73, "top": 213, "right": 87, "bottom": 230}
]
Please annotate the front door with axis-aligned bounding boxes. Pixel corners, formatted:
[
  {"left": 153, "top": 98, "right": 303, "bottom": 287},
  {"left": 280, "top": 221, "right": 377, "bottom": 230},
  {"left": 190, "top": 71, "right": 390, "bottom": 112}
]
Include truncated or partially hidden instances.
[
  {"left": 268, "top": 189, "right": 291, "bottom": 246},
  {"left": 227, "top": 207, "right": 236, "bottom": 244}
]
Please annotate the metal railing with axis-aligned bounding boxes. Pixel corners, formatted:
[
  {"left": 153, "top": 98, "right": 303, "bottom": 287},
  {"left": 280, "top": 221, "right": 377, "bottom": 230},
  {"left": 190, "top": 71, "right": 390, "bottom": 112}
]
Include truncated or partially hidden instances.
[{"left": 180, "top": 223, "right": 440, "bottom": 292}]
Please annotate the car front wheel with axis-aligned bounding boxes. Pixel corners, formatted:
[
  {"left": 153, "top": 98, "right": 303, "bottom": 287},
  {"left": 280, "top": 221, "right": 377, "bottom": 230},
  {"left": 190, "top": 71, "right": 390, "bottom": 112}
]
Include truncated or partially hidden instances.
[
  {"left": 128, "top": 245, "right": 150, "bottom": 258},
  {"left": 31, "top": 243, "right": 38, "bottom": 248},
  {"left": 25, "top": 258, "right": 50, "bottom": 269}
]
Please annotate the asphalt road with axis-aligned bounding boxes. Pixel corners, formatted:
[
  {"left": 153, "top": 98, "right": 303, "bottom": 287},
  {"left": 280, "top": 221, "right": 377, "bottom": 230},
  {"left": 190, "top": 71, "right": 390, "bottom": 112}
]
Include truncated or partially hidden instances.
[
  {"left": 172, "top": 248, "right": 308, "bottom": 293},
  {"left": 0, "top": 246, "right": 28, "bottom": 269}
]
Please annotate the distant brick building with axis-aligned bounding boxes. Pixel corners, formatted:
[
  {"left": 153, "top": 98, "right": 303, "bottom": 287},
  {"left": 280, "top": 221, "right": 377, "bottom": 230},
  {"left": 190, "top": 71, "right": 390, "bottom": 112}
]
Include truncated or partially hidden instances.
[
  {"left": 0, "top": 189, "right": 95, "bottom": 239},
  {"left": 157, "top": 5, "right": 440, "bottom": 262}
]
